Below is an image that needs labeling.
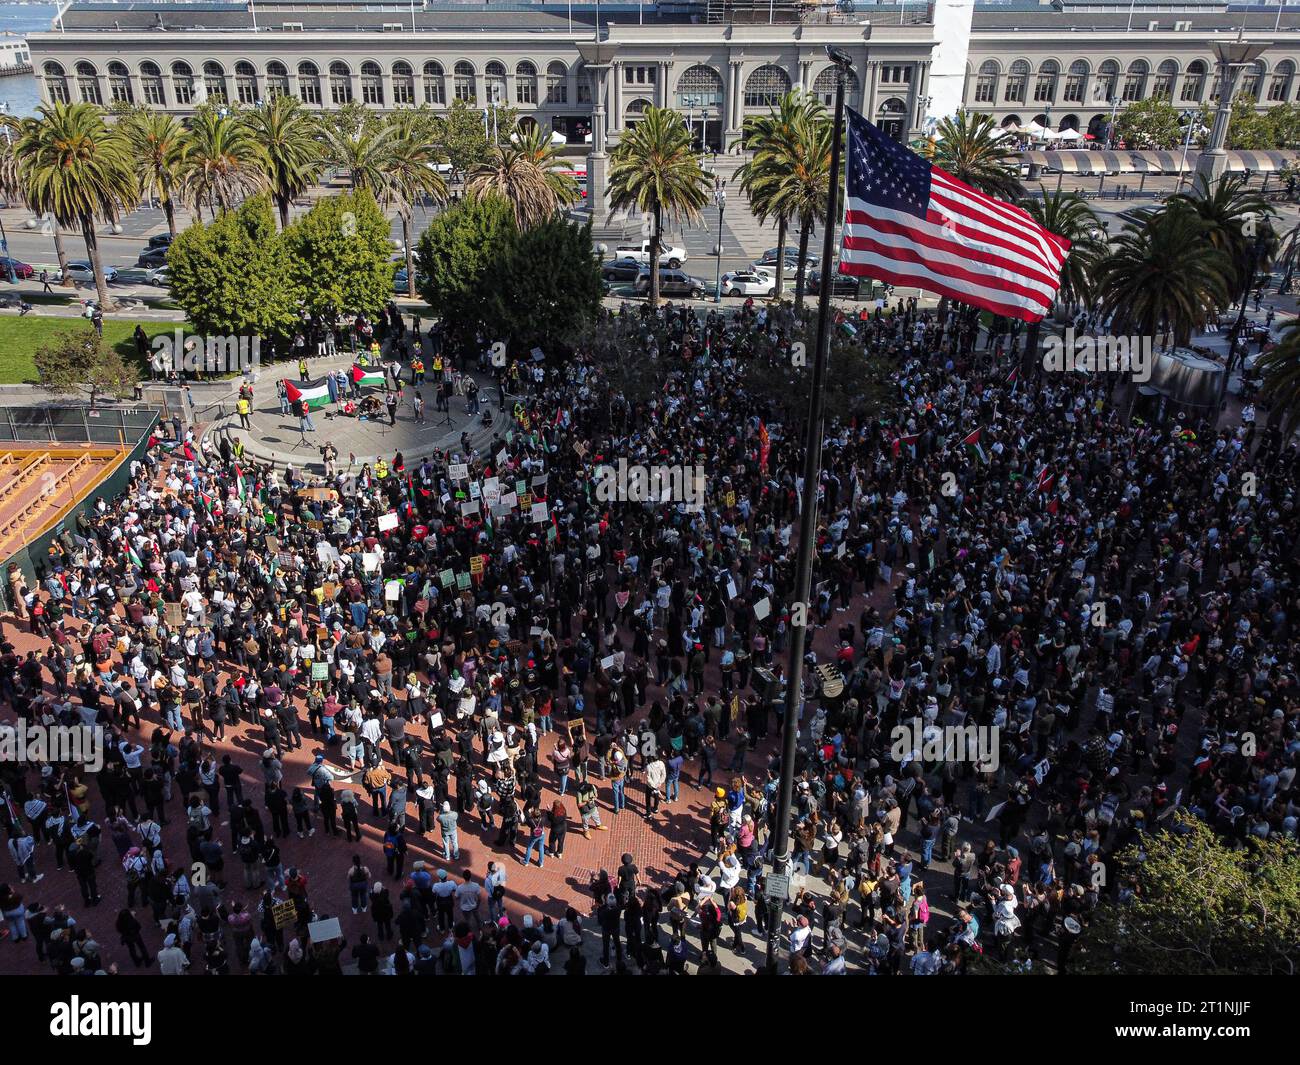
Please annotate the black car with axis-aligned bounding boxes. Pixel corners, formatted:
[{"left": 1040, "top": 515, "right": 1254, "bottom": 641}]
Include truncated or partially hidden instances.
[
  {"left": 146, "top": 233, "right": 173, "bottom": 250},
  {"left": 136, "top": 246, "right": 169, "bottom": 268},
  {"left": 600, "top": 256, "right": 643, "bottom": 283},
  {"left": 634, "top": 267, "right": 706, "bottom": 298},
  {"left": 807, "top": 265, "right": 861, "bottom": 297},
  {"left": 756, "top": 246, "right": 818, "bottom": 269}
]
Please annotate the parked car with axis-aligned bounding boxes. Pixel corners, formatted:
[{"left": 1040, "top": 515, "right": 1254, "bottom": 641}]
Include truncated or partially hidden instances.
[
  {"left": 0, "top": 256, "right": 34, "bottom": 280},
  {"left": 146, "top": 232, "right": 173, "bottom": 250},
  {"left": 600, "top": 256, "right": 644, "bottom": 284},
  {"left": 614, "top": 240, "right": 688, "bottom": 269},
  {"left": 720, "top": 269, "right": 775, "bottom": 297},
  {"left": 55, "top": 260, "right": 118, "bottom": 284},
  {"left": 757, "top": 246, "right": 818, "bottom": 269},
  {"left": 392, "top": 266, "right": 427, "bottom": 294},
  {"left": 634, "top": 267, "right": 706, "bottom": 298},
  {"left": 807, "top": 265, "right": 861, "bottom": 297},
  {"left": 136, "top": 246, "right": 169, "bottom": 268},
  {"left": 146, "top": 265, "right": 170, "bottom": 287}
]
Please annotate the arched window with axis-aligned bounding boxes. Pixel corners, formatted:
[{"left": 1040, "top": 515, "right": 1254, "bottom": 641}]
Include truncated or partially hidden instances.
[
  {"left": 1121, "top": 59, "right": 1148, "bottom": 103},
  {"left": 298, "top": 61, "right": 321, "bottom": 105},
  {"left": 743, "top": 64, "right": 792, "bottom": 108},
  {"left": 625, "top": 97, "right": 651, "bottom": 125},
  {"left": 1241, "top": 59, "right": 1265, "bottom": 101},
  {"left": 1059, "top": 114, "right": 1080, "bottom": 132},
  {"left": 1001, "top": 114, "right": 1022, "bottom": 129},
  {"left": 974, "top": 59, "right": 999, "bottom": 104},
  {"left": 546, "top": 61, "right": 568, "bottom": 104},
  {"left": 76, "top": 61, "right": 102, "bottom": 105},
  {"left": 1005, "top": 59, "right": 1030, "bottom": 103},
  {"left": 1063, "top": 60, "right": 1088, "bottom": 103},
  {"left": 454, "top": 61, "right": 476, "bottom": 103},
  {"left": 1270, "top": 59, "right": 1295, "bottom": 102},
  {"left": 330, "top": 61, "right": 352, "bottom": 105},
  {"left": 266, "top": 61, "right": 289, "bottom": 99},
  {"left": 392, "top": 61, "right": 414, "bottom": 106},
  {"left": 812, "top": 65, "right": 858, "bottom": 108},
  {"left": 235, "top": 60, "right": 257, "bottom": 105},
  {"left": 1090, "top": 59, "right": 1119, "bottom": 104},
  {"left": 172, "top": 61, "right": 195, "bottom": 106},
  {"left": 575, "top": 60, "right": 591, "bottom": 104},
  {"left": 516, "top": 61, "right": 537, "bottom": 105},
  {"left": 140, "top": 61, "right": 164, "bottom": 106},
  {"left": 485, "top": 60, "right": 506, "bottom": 106},
  {"left": 424, "top": 61, "right": 445, "bottom": 105},
  {"left": 361, "top": 60, "right": 383, "bottom": 106},
  {"left": 676, "top": 64, "right": 723, "bottom": 109},
  {"left": 1182, "top": 59, "right": 1207, "bottom": 102},
  {"left": 1034, "top": 59, "right": 1058, "bottom": 103},
  {"left": 108, "top": 60, "right": 133, "bottom": 105},
  {"left": 44, "top": 61, "right": 69, "bottom": 104},
  {"left": 1154, "top": 59, "right": 1178, "bottom": 99},
  {"left": 203, "top": 61, "right": 226, "bottom": 104}
]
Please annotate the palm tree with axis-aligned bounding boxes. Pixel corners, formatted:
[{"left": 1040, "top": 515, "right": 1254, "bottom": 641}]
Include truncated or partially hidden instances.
[
  {"left": 119, "top": 110, "right": 189, "bottom": 241},
  {"left": 607, "top": 106, "right": 711, "bottom": 308},
  {"left": 1025, "top": 189, "right": 1106, "bottom": 312},
  {"left": 1097, "top": 201, "right": 1232, "bottom": 349},
  {"left": 736, "top": 92, "right": 805, "bottom": 299},
  {"left": 743, "top": 93, "right": 833, "bottom": 302},
  {"left": 181, "top": 109, "right": 268, "bottom": 218},
  {"left": 1256, "top": 319, "right": 1300, "bottom": 442},
  {"left": 467, "top": 126, "right": 578, "bottom": 230},
  {"left": 925, "top": 110, "right": 1024, "bottom": 201},
  {"left": 378, "top": 112, "right": 449, "bottom": 298},
  {"left": 242, "top": 95, "right": 324, "bottom": 230},
  {"left": 13, "top": 102, "right": 138, "bottom": 310},
  {"left": 1171, "top": 172, "right": 1273, "bottom": 292},
  {"left": 323, "top": 120, "right": 395, "bottom": 195}
]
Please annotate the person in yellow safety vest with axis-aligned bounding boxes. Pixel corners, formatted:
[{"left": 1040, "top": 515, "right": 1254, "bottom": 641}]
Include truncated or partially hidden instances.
[
  {"left": 375, "top": 458, "right": 389, "bottom": 480},
  {"left": 232, "top": 437, "right": 245, "bottom": 461},
  {"left": 370, "top": 340, "right": 381, "bottom": 363},
  {"left": 298, "top": 358, "right": 308, "bottom": 381},
  {"left": 236, "top": 396, "right": 252, "bottom": 430}
]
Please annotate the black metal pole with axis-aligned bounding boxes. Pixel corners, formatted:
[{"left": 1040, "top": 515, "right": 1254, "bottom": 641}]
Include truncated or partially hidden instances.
[{"left": 763, "top": 52, "right": 848, "bottom": 975}]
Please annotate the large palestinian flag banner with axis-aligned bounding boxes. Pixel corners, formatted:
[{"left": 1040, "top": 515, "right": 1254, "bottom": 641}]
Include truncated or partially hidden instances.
[
  {"left": 351, "top": 364, "right": 384, "bottom": 389},
  {"left": 285, "top": 377, "right": 331, "bottom": 410}
]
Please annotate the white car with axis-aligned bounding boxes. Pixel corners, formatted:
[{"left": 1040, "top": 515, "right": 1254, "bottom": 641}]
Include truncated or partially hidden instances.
[
  {"left": 55, "top": 260, "right": 118, "bottom": 284},
  {"left": 721, "top": 269, "right": 775, "bottom": 297},
  {"left": 613, "top": 240, "right": 689, "bottom": 269},
  {"left": 146, "top": 265, "right": 170, "bottom": 287}
]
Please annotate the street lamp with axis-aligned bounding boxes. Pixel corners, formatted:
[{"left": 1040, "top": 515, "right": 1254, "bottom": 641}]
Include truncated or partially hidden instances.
[
  {"left": 713, "top": 180, "right": 725, "bottom": 303},
  {"left": 1197, "top": 31, "right": 1271, "bottom": 184},
  {"left": 762, "top": 43, "right": 854, "bottom": 976},
  {"left": 1174, "top": 109, "right": 1199, "bottom": 191}
]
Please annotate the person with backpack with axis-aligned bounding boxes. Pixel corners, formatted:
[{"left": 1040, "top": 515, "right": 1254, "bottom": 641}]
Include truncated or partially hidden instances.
[
  {"left": 347, "top": 855, "right": 372, "bottom": 914},
  {"left": 522, "top": 805, "right": 546, "bottom": 867},
  {"left": 383, "top": 821, "right": 407, "bottom": 880},
  {"left": 575, "top": 778, "right": 605, "bottom": 838}
]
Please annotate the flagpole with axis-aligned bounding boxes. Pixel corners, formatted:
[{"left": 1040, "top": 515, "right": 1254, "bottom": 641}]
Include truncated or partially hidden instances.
[{"left": 764, "top": 44, "right": 853, "bottom": 975}]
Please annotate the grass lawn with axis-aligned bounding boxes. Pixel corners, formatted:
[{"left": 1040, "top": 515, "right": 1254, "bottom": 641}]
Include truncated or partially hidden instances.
[{"left": 0, "top": 314, "right": 185, "bottom": 384}]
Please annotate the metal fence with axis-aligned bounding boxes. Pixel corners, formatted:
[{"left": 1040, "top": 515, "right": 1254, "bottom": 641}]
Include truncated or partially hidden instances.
[{"left": 0, "top": 405, "right": 161, "bottom": 447}]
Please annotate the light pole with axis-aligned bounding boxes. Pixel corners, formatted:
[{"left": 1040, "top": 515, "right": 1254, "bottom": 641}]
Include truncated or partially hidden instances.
[
  {"left": 713, "top": 180, "right": 725, "bottom": 303},
  {"left": 1174, "top": 109, "right": 1198, "bottom": 191},
  {"left": 763, "top": 43, "right": 853, "bottom": 975}
]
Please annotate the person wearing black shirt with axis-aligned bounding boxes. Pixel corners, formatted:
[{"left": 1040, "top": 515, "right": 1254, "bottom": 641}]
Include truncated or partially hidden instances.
[{"left": 351, "top": 934, "right": 381, "bottom": 974}]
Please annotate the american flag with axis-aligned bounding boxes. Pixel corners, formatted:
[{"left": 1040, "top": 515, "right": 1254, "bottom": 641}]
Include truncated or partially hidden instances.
[{"left": 840, "top": 109, "right": 1070, "bottom": 323}]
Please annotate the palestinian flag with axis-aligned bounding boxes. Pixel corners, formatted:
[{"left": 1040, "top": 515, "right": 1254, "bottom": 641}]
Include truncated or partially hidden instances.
[
  {"left": 758, "top": 421, "right": 770, "bottom": 473},
  {"left": 126, "top": 543, "right": 143, "bottom": 569},
  {"left": 893, "top": 434, "right": 919, "bottom": 460},
  {"left": 1036, "top": 466, "right": 1056, "bottom": 495},
  {"left": 351, "top": 364, "right": 384, "bottom": 390},
  {"left": 285, "top": 377, "right": 331, "bottom": 410},
  {"left": 962, "top": 428, "right": 988, "bottom": 465}
]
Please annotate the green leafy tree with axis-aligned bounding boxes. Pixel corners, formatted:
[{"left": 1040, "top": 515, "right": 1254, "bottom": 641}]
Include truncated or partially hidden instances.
[
  {"left": 242, "top": 95, "right": 325, "bottom": 230},
  {"left": 14, "top": 101, "right": 139, "bottom": 311},
  {"left": 925, "top": 109, "right": 1023, "bottom": 200},
  {"left": 415, "top": 194, "right": 516, "bottom": 355},
  {"left": 432, "top": 98, "right": 519, "bottom": 179},
  {"left": 1115, "top": 96, "right": 1183, "bottom": 149},
  {"left": 167, "top": 193, "right": 303, "bottom": 343},
  {"left": 1198, "top": 93, "right": 1279, "bottom": 150},
  {"left": 608, "top": 106, "right": 711, "bottom": 307},
  {"left": 482, "top": 217, "right": 602, "bottom": 350},
  {"left": 283, "top": 189, "right": 392, "bottom": 319},
  {"left": 1075, "top": 817, "right": 1300, "bottom": 975},
  {"left": 34, "top": 327, "right": 138, "bottom": 406},
  {"left": 1267, "top": 103, "right": 1300, "bottom": 148}
]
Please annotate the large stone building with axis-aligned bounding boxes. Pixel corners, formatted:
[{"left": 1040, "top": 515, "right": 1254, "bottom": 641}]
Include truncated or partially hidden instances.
[{"left": 25, "top": 0, "right": 1300, "bottom": 228}]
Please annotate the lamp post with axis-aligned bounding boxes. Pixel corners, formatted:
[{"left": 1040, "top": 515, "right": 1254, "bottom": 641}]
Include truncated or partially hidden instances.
[
  {"left": 1222, "top": 226, "right": 1270, "bottom": 410},
  {"left": 763, "top": 43, "right": 853, "bottom": 976},
  {"left": 1197, "top": 31, "right": 1271, "bottom": 184},
  {"left": 1174, "top": 109, "right": 1198, "bottom": 191},
  {"left": 713, "top": 179, "right": 725, "bottom": 303}
]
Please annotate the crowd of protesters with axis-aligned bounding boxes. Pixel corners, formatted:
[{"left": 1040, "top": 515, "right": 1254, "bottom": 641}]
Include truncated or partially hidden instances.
[{"left": 0, "top": 288, "right": 1295, "bottom": 977}]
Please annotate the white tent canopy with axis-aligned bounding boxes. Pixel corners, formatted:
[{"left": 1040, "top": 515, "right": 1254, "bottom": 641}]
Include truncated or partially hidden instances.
[
  {"left": 1019, "top": 121, "right": 1047, "bottom": 137},
  {"left": 1054, "top": 127, "right": 1085, "bottom": 140},
  {"left": 510, "top": 128, "right": 567, "bottom": 147}
]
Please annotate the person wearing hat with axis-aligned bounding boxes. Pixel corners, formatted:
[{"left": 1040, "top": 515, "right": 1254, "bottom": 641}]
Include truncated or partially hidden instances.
[{"left": 157, "top": 932, "right": 190, "bottom": 975}]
